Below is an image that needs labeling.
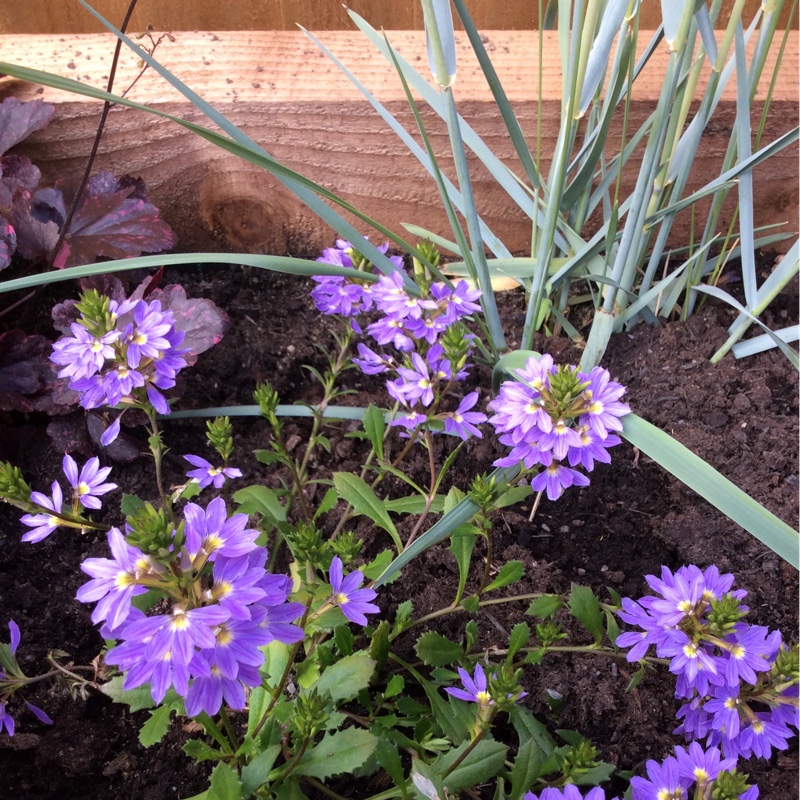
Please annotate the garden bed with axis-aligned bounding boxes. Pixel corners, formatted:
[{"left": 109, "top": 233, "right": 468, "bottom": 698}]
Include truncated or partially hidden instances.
[{"left": 0, "top": 259, "right": 797, "bottom": 799}]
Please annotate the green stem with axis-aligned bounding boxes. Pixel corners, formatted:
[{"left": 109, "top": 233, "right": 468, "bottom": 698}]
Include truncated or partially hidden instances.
[
  {"left": 218, "top": 705, "right": 241, "bottom": 753},
  {"left": 278, "top": 734, "right": 312, "bottom": 781}
]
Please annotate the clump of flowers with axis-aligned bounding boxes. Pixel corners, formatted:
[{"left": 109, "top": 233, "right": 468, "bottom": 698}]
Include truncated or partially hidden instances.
[
  {"left": 488, "top": 355, "right": 630, "bottom": 500},
  {"left": 313, "top": 239, "right": 487, "bottom": 442},
  {"left": 51, "top": 289, "right": 189, "bottom": 444},
  {"left": 616, "top": 564, "right": 799, "bottom": 761}
]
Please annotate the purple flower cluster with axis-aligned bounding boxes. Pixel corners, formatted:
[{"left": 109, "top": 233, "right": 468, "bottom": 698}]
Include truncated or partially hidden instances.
[
  {"left": 77, "top": 499, "right": 305, "bottom": 716},
  {"left": 616, "top": 565, "right": 798, "bottom": 760},
  {"left": 0, "top": 620, "right": 54, "bottom": 736},
  {"left": 524, "top": 788, "right": 615, "bottom": 800},
  {"left": 630, "top": 743, "right": 757, "bottom": 799},
  {"left": 314, "top": 240, "right": 487, "bottom": 441},
  {"left": 20, "top": 454, "right": 117, "bottom": 543},
  {"left": 488, "top": 356, "right": 630, "bottom": 500},
  {"left": 184, "top": 454, "right": 242, "bottom": 490},
  {"left": 51, "top": 296, "right": 188, "bottom": 444}
]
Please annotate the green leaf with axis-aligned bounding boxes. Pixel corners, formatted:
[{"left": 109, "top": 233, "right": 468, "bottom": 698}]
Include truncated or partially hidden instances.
[
  {"left": 362, "top": 549, "right": 394, "bottom": 581},
  {"left": 509, "top": 737, "right": 543, "bottom": 800},
  {"left": 180, "top": 481, "right": 202, "bottom": 500},
  {"left": 384, "top": 675, "right": 405, "bottom": 699},
  {"left": 207, "top": 762, "right": 243, "bottom": 800},
  {"left": 484, "top": 561, "right": 524, "bottom": 593},
  {"left": 100, "top": 676, "right": 156, "bottom": 712},
  {"left": 415, "top": 631, "right": 464, "bottom": 667},
  {"left": 492, "top": 484, "right": 533, "bottom": 509},
  {"left": 626, "top": 665, "right": 646, "bottom": 691},
  {"left": 240, "top": 745, "right": 281, "bottom": 798},
  {"left": 508, "top": 706, "right": 556, "bottom": 756},
  {"left": 332, "top": 473, "right": 402, "bottom": 552},
  {"left": 363, "top": 404, "right": 386, "bottom": 461},
  {"left": 333, "top": 625, "right": 353, "bottom": 657},
  {"left": 568, "top": 585, "right": 605, "bottom": 644},
  {"left": 507, "top": 623, "right": 530, "bottom": 661},
  {"left": 375, "top": 738, "right": 408, "bottom": 798},
  {"left": 384, "top": 495, "right": 446, "bottom": 514},
  {"left": 314, "top": 487, "right": 339, "bottom": 520},
  {"left": 273, "top": 778, "right": 308, "bottom": 800},
  {"left": 370, "top": 620, "right": 392, "bottom": 670},
  {"left": 310, "top": 653, "right": 376, "bottom": 703},
  {"left": 233, "top": 485, "right": 286, "bottom": 523},
  {"left": 575, "top": 762, "right": 616, "bottom": 785},
  {"left": 121, "top": 494, "right": 146, "bottom": 516},
  {"left": 139, "top": 703, "right": 175, "bottom": 747},
  {"left": 449, "top": 525, "right": 478, "bottom": 606},
  {"left": 621, "top": 413, "right": 799, "bottom": 568},
  {"left": 294, "top": 729, "right": 379, "bottom": 779},
  {"left": 433, "top": 738, "right": 508, "bottom": 791},
  {"left": 184, "top": 739, "right": 226, "bottom": 763},
  {"left": 526, "top": 595, "right": 563, "bottom": 619},
  {"left": 461, "top": 595, "right": 480, "bottom": 613},
  {"left": 604, "top": 610, "right": 621, "bottom": 648},
  {"left": 254, "top": 449, "right": 284, "bottom": 466}
]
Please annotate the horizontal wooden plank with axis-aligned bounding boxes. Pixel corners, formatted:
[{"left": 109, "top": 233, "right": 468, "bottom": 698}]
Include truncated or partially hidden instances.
[
  {"left": 0, "top": 0, "right": 795, "bottom": 35},
  {"left": 0, "top": 30, "right": 796, "bottom": 256}
]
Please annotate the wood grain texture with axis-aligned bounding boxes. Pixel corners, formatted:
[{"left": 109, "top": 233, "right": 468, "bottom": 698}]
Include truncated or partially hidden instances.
[
  {"left": 0, "top": 30, "right": 796, "bottom": 256},
  {"left": 1, "top": 0, "right": 795, "bottom": 35}
]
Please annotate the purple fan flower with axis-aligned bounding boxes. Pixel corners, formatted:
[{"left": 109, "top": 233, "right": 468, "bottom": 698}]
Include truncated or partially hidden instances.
[
  {"left": 62, "top": 454, "right": 117, "bottom": 510},
  {"left": 531, "top": 461, "right": 590, "bottom": 501},
  {"left": 123, "top": 299, "right": 173, "bottom": 369},
  {"left": 0, "top": 703, "right": 14, "bottom": 737},
  {"left": 524, "top": 788, "right": 614, "bottom": 800},
  {"left": 353, "top": 343, "right": 393, "bottom": 375},
  {"left": 328, "top": 556, "right": 379, "bottom": 626},
  {"left": 630, "top": 756, "right": 686, "bottom": 800},
  {"left": 577, "top": 366, "right": 631, "bottom": 438},
  {"left": 430, "top": 280, "right": 483, "bottom": 324},
  {"left": 20, "top": 481, "right": 63, "bottom": 543},
  {"left": 184, "top": 455, "right": 243, "bottom": 490},
  {"left": 395, "top": 352, "right": 436, "bottom": 406},
  {"left": 184, "top": 498, "right": 259, "bottom": 562},
  {"left": 51, "top": 324, "right": 120, "bottom": 380},
  {"left": 673, "top": 742, "right": 736, "bottom": 787},
  {"left": 445, "top": 663, "right": 493, "bottom": 706},
  {"left": 444, "top": 392, "right": 486, "bottom": 440},
  {"left": 76, "top": 527, "right": 151, "bottom": 630}
]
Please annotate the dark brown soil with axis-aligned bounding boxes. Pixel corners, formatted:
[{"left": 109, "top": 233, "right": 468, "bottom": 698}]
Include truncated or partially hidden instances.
[{"left": 0, "top": 260, "right": 797, "bottom": 799}]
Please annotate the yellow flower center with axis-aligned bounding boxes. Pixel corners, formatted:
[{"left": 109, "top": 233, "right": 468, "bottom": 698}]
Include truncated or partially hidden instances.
[
  {"left": 77, "top": 482, "right": 91, "bottom": 496},
  {"left": 333, "top": 592, "right": 349, "bottom": 605},
  {"left": 476, "top": 691, "right": 492, "bottom": 706}
]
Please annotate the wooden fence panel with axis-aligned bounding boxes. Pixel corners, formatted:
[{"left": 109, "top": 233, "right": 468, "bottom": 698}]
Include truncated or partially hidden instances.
[{"left": 2, "top": 0, "right": 795, "bottom": 35}]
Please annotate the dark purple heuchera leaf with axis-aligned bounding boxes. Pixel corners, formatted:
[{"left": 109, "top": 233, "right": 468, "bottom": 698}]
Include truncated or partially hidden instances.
[
  {"left": 2, "top": 155, "right": 42, "bottom": 195},
  {"left": 0, "top": 98, "right": 54, "bottom": 156},
  {"left": 86, "top": 413, "right": 141, "bottom": 463},
  {"left": 0, "top": 330, "right": 57, "bottom": 412},
  {"left": 130, "top": 279, "right": 229, "bottom": 365},
  {"left": 47, "top": 171, "right": 175, "bottom": 269},
  {"left": 0, "top": 216, "right": 16, "bottom": 270},
  {"left": 8, "top": 187, "right": 59, "bottom": 262},
  {"left": 47, "top": 413, "right": 94, "bottom": 457}
]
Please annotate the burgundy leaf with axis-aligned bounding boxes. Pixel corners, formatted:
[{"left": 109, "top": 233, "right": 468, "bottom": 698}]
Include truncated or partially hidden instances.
[
  {"left": 51, "top": 275, "right": 127, "bottom": 334},
  {"left": 0, "top": 331, "right": 56, "bottom": 412},
  {"left": 0, "top": 98, "right": 54, "bottom": 156},
  {"left": 55, "top": 171, "right": 175, "bottom": 269},
  {"left": 87, "top": 413, "right": 142, "bottom": 463},
  {"left": 47, "top": 413, "right": 94, "bottom": 457},
  {"left": 0, "top": 216, "right": 16, "bottom": 270},
  {"left": 8, "top": 187, "right": 59, "bottom": 263},
  {"left": 131, "top": 280, "right": 229, "bottom": 364},
  {"left": 2, "top": 154, "right": 42, "bottom": 194}
]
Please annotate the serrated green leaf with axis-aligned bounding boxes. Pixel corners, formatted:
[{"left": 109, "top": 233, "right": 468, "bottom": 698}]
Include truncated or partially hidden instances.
[
  {"left": 295, "top": 656, "right": 320, "bottom": 689},
  {"left": 180, "top": 481, "right": 202, "bottom": 500},
  {"left": 233, "top": 485, "right": 286, "bottom": 523},
  {"left": 526, "top": 595, "right": 563, "bottom": 619},
  {"left": 484, "top": 560, "right": 524, "bottom": 593},
  {"left": 333, "top": 625, "right": 353, "bottom": 657},
  {"left": 568, "top": 584, "right": 604, "bottom": 644},
  {"left": 604, "top": 610, "right": 620, "bottom": 648},
  {"left": 207, "top": 762, "right": 243, "bottom": 800},
  {"left": 626, "top": 665, "right": 646, "bottom": 691},
  {"left": 434, "top": 738, "right": 508, "bottom": 791},
  {"left": 384, "top": 495, "right": 446, "bottom": 514},
  {"left": 313, "top": 486, "right": 339, "bottom": 520},
  {"left": 254, "top": 449, "right": 284, "bottom": 466},
  {"left": 509, "top": 738, "right": 544, "bottom": 800},
  {"left": 294, "top": 729, "right": 379, "bottom": 779},
  {"left": 606, "top": 586, "right": 622, "bottom": 606},
  {"left": 273, "top": 777, "right": 308, "bottom": 800},
  {"left": 375, "top": 738, "right": 408, "bottom": 798},
  {"left": 184, "top": 739, "right": 226, "bottom": 763},
  {"left": 492, "top": 484, "right": 533, "bottom": 510},
  {"left": 449, "top": 526, "right": 478, "bottom": 606},
  {"left": 370, "top": 620, "right": 391, "bottom": 670},
  {"left": 333, "top": 473, "right": 401, "bottom": 552},
  {"left": 362, "top": 549, "right": 394, "bottom": 581},
  {"left": 240, "top": 745, "right": 281, "bottom": 798},
  {"left": 139, "top": 703, "right": 174, "bottom": 747},
  {"left": 415, "top": 631, "right": 465, "bottom": 667},
  {"left": 461, "top": 595, "right": 480, "bottom": 613},
  {"left": 121, "top": 494, "right": 146, "bottom": 516},
  {"left": 100, "top": 676, "right": 156, "bottom": 712},
  {"left": 525, "top": 649, "right": 544, "bottom": 665},
  {"left": 575, "top": 761, "right": 616, "bottom": 785},
  {"left": 507, "top": 623, "right": 530, "bottom": 661},
  {"left": 363, "top": 404, "right": 386, "bottom": 461},
  {"left": 465, "top": 619, "right": 478, "bottom": 652},
  {"left": 310, "top": 653, "right": 376, "bottom": 703},
  {"left": 508, "top": 707, "right": 555, "bottom": 756},
  {"left": 385, "top": 674, "right": 405, "bottom": 699}
]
